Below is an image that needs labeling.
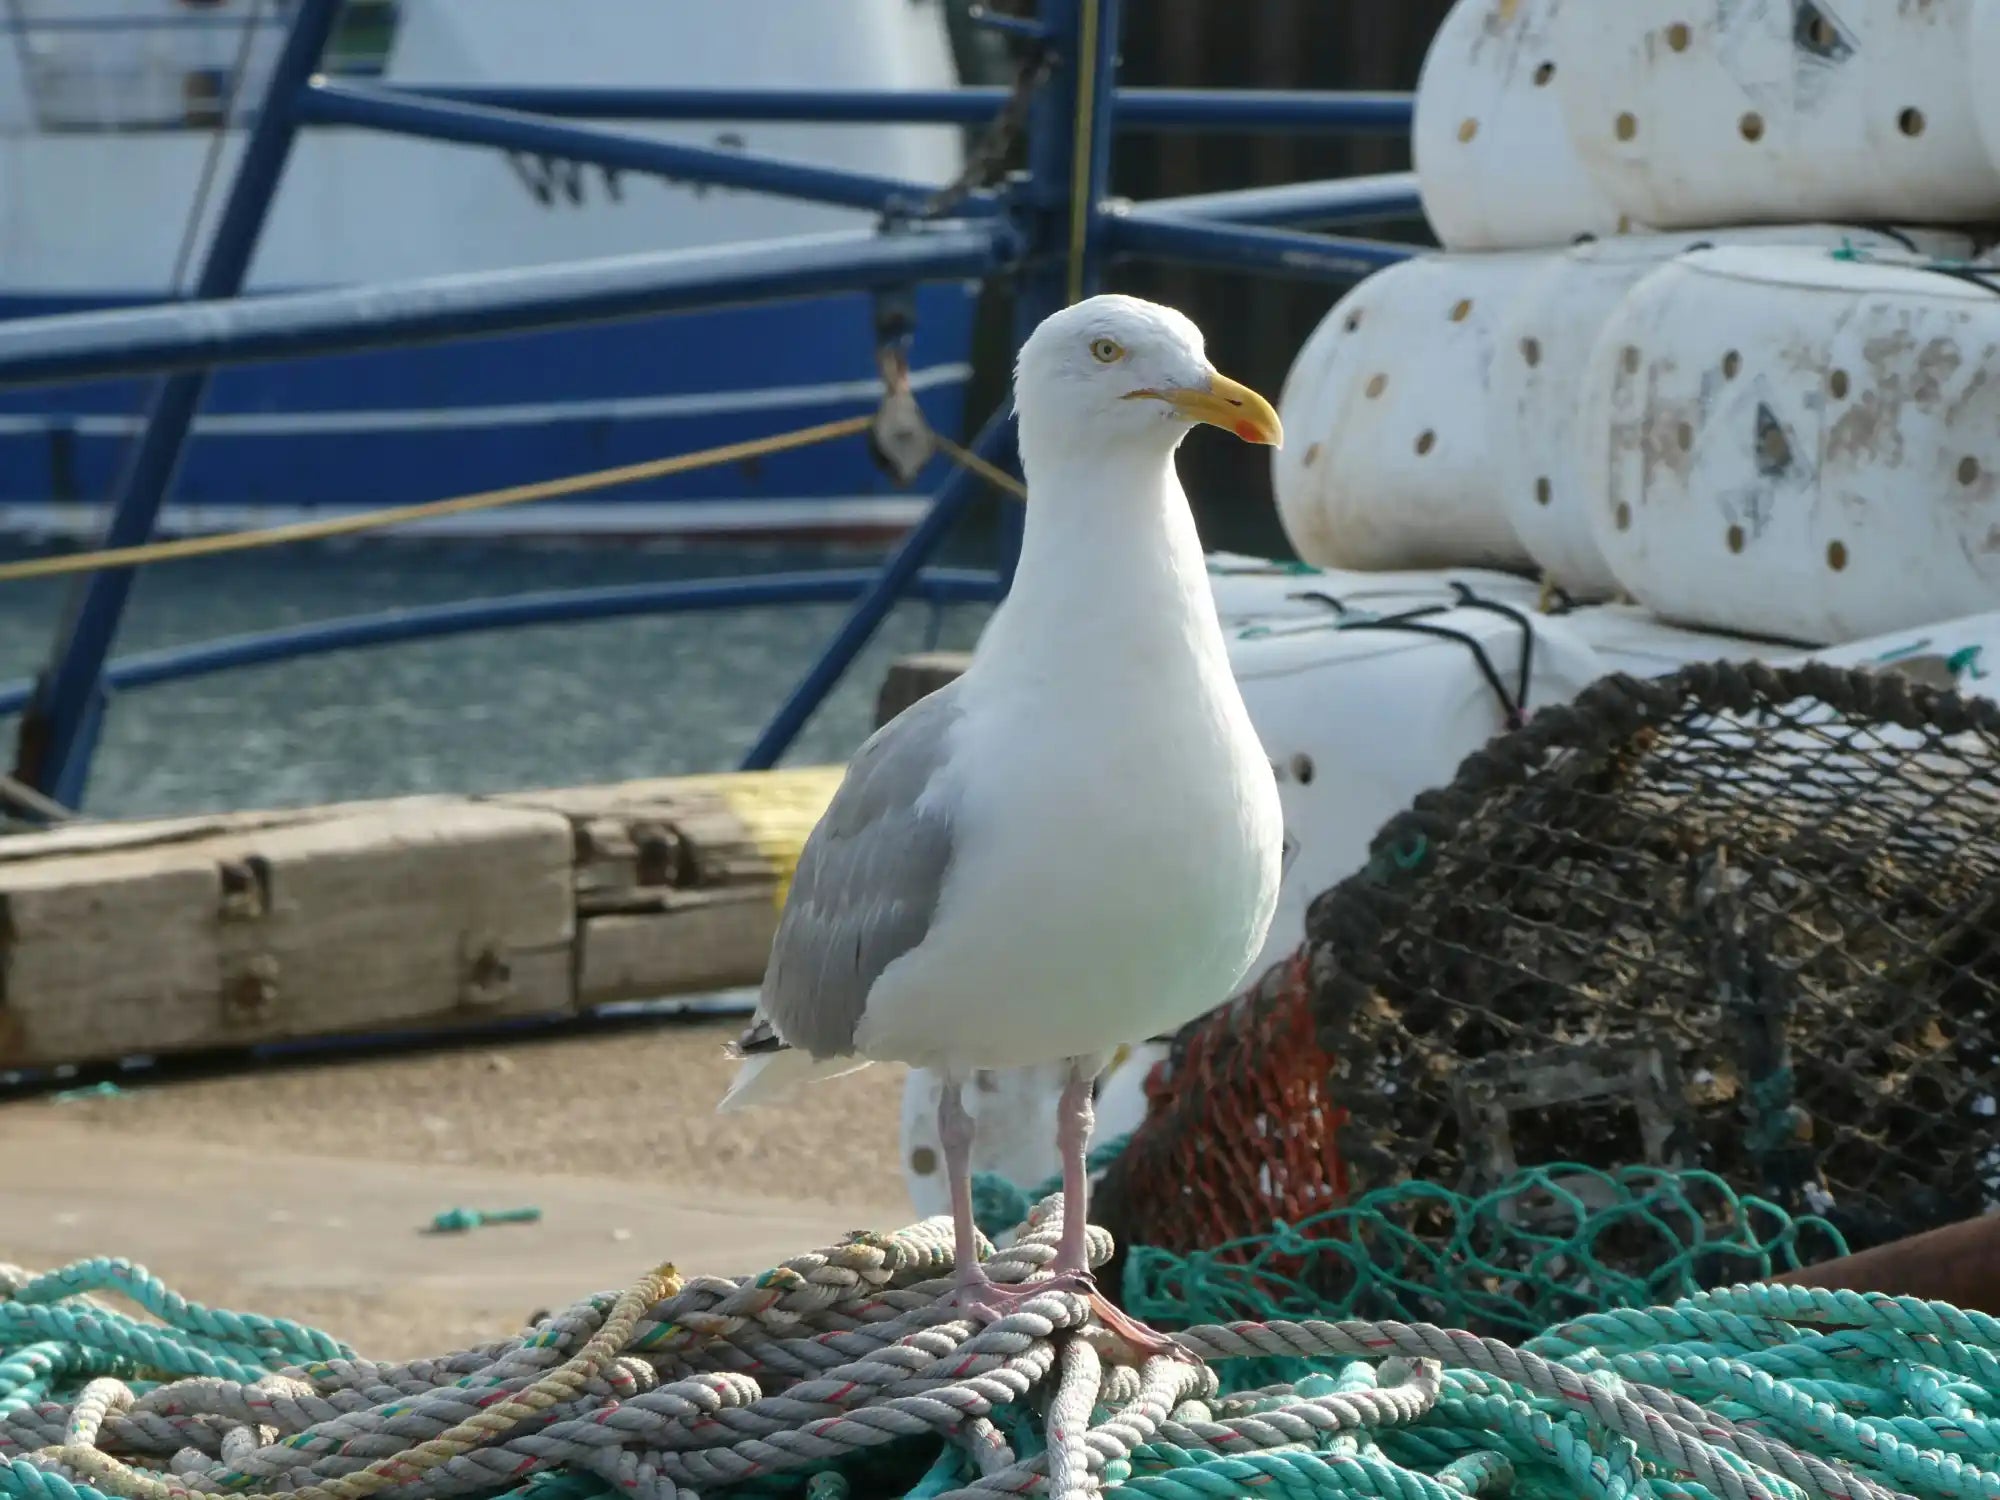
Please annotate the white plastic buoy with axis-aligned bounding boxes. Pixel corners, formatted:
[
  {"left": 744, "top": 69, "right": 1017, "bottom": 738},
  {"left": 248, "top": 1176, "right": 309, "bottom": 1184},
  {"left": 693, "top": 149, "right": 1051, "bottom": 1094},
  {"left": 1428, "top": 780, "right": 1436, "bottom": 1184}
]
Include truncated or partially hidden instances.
[
  {"left": 1209, "top": 559, "right": 1548, "bottom": 630},
  {"left": 1552, "top": 0, "right": 2000, "bottom": 229},
  {"left": 901, "top": 1064, "right": 1062, "bottom": 1224},
  {"left": 1228, "top": 598, "right": 1608, "bottom": 979},
  {"left": 900, "top": 1045, "right": 1168, "bottom": 1225},
  {"left": 1273, "top": 252, "right": 1545, "bottom": 574},
  {"left": 1802, "top": 612, "right": 2000, "bottom": 704},
  {"left": 1560, "top": 603, "right": 1795, "bottom": 678},
  {"left": 1579, "top": 245, "right": 2000, "bottom": 645},
  {"left": 1969, "top": 0, "right": 2000, "bottom": 195},
  {"left": 1492, "top": 226, "right": 1977, "bottom": 599},
  {"left": 1412, "top": 0, "right": 1633, "bottom": 250},
  {"left": 1269, "top": 288, "right": 1370, "bottom": 567}
]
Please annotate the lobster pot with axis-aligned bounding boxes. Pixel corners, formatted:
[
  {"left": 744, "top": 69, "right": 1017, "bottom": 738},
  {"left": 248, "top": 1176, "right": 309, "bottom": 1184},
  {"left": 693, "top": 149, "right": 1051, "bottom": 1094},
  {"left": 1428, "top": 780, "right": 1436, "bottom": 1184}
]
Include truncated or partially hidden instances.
[
  {"left": 1274, "top": 253, "right": 1545, "bottom": 573},
  {"left": 1580, "top": 247, "right": 2000, "bottom": 644},
  {"left": 1412, "top": 0, "right": 1631, "bottom": 250},
  {"left": 1552, "top": 0, "right": 2000, "bottom": 228},
  {"left": 1493, "top": 226, "right": 1977, "bottom": 598}
]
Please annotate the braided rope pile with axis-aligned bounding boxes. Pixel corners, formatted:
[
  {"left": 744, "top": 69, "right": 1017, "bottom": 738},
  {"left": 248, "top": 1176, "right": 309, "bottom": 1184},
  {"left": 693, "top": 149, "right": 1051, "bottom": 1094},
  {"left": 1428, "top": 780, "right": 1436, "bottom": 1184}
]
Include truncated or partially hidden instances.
[{"left": 5, "top": 1196, "right": 1999, "bottom": 1500}]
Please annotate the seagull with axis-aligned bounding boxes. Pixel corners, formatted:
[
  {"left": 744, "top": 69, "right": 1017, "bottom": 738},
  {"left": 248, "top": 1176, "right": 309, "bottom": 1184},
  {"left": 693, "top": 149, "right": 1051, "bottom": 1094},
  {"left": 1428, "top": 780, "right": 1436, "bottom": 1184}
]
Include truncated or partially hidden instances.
[{"left": 719, "top": 294, "right": 1285, "bottom": 1356}]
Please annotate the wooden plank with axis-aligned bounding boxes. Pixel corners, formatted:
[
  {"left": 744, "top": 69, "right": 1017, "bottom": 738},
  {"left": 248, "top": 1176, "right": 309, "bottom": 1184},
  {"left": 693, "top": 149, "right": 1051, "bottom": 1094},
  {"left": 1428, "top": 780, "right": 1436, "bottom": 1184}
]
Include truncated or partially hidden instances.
[
  {"left": 876, "top": 651, "right": 973, "bottom": 729},
  {"left": 0, "top": 802, "right": 376, "bottom": 865},
  {"left": 0, "top": 799, "right": 574, "bottom": 1068},
  {"left": 578, "top": 891, "right": 780, "bottom": 1006},
  {"left": 0, "top": 772, "right": 844, "bottom": 1070},
  {"left": 491, "top": 766, "right": 841, "bottom": 912}
]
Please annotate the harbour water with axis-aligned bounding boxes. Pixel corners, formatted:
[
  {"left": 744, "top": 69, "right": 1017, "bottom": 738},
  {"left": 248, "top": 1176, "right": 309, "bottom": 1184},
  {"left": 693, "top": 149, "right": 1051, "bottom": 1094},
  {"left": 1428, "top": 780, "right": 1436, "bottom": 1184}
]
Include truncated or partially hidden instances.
[{"left": 0, "top": 541, "right": 993, "bottom": 819}]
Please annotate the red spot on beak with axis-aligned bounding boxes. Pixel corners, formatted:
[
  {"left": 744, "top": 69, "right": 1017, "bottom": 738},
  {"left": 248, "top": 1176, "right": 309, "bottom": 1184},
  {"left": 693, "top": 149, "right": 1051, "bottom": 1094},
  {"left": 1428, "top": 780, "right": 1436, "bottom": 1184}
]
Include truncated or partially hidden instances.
[{"left": 1234, "top": 419, "right": 1264, "bottom": 443}]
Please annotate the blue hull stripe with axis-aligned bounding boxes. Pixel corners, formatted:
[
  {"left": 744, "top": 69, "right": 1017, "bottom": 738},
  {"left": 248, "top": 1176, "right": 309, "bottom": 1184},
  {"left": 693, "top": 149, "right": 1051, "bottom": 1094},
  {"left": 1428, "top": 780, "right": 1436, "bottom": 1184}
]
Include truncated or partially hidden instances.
[{"left": 0, "top": 284, "right": 977, "bottom": 524}]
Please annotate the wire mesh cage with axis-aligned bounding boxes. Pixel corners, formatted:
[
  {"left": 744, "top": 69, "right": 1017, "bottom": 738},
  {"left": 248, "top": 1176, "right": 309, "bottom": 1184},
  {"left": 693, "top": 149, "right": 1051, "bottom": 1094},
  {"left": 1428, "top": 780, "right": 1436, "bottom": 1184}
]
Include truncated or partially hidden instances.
[
  {"left": 1097, "top": 660, "right": 2000, "bottom": 1329},
  {"left": 1096, "top": 944, "right": 1848, "bottom": 1342},
  {"left": 1310, "top": 660, "right": 2000, "bottom": 1251}
]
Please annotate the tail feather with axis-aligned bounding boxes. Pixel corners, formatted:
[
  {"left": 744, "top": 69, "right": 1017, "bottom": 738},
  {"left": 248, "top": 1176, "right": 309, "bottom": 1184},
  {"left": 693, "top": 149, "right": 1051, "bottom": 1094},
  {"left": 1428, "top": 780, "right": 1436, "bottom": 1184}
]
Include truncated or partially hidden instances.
[{"left": 718, "top": 1046, "right": 872, "bottom": 1111}]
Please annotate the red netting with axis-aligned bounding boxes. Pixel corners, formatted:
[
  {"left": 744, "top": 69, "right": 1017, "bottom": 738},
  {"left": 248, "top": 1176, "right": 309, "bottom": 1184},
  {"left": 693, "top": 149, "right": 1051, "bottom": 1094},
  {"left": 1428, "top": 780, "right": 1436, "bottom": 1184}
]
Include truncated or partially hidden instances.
[{"left": 1097, "top": 950, "right": 1348, "bottom": 1256}]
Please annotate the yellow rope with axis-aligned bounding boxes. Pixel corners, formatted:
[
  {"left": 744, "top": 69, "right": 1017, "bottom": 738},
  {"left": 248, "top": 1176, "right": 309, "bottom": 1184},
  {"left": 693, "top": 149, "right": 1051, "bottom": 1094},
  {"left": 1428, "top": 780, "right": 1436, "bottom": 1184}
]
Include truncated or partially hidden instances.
[
  {"left": 935, "top": 433, "right": 1027, "bottom": 501},
  {"left": 0, "top": 395, "right": 1028, "bottom": 590},
  {"left": 0, "top": 415, "right": 876, "bottom": 585},
  {"left": 40, "top": 1262, "right": 683, "bottom": 1500},
  {"left": 1065, "top": 0, "right": 1104, "bottom": 306}
]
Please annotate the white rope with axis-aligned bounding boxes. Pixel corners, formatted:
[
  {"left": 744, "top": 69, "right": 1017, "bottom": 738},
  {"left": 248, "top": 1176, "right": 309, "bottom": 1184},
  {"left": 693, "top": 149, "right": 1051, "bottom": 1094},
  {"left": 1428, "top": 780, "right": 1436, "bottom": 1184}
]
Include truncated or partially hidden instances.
[{"left": 2, "top": 1195, "right": 1971, "bottom": 1500}]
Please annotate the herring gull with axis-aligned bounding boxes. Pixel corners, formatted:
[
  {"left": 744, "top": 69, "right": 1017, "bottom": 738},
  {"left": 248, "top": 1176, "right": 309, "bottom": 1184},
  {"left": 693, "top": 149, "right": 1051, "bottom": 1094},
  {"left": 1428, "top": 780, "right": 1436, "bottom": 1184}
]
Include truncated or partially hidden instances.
[{"left": 719, "top": 293, "right": 1285, "bottom": 1355}]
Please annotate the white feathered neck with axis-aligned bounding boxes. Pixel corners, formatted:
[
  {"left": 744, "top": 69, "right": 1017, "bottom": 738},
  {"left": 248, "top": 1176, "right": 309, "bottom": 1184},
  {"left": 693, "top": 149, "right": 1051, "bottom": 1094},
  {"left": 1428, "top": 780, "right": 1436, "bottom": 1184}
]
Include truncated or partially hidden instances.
[{"left": 972, "top": 423, "right": 1228, "bottom": 692}]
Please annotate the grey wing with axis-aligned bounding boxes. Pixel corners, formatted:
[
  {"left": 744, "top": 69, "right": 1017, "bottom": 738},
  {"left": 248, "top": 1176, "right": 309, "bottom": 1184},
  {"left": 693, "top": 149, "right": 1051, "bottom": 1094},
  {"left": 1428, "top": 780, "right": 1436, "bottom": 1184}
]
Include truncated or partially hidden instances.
[{"left": 736, "top": 682, "right": 964, "bottom": 1062}]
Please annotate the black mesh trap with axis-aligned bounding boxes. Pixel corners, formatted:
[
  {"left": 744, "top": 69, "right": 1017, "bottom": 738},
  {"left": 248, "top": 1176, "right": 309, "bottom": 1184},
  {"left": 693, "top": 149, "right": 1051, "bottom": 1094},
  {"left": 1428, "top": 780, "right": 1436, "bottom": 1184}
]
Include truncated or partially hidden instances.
[{"left": 1308, "top": 659, "right": 2000, "bottom": 1251}]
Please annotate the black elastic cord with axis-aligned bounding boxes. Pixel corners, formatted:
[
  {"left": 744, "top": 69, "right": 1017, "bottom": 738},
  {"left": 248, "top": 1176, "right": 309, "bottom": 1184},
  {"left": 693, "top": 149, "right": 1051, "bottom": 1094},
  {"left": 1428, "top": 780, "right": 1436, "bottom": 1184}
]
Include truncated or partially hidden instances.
[{"left": 1274, "top": 586, "right": 1538, "bottom": 729}]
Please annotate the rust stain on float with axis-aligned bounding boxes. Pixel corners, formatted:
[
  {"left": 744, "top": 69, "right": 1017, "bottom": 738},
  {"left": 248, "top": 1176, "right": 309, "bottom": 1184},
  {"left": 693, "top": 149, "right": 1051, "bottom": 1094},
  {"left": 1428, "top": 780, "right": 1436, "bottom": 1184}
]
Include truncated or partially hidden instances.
[
  {"left": 1636, "top": 404, "right": 1697, "bottom": 484},
  {"left": 1824, "top": 324, "right": 1916, "bottom": 468},
  {"left": 1827, "top": 389, "right": 1897, "bottom": 468},
  {"left": 1828, "top": 323, "right": 1966, "bottom": 469},
  {"left": 1945, "top": 354, "right": 1994, "bottom": 426},
  {"left": 1775, "top": 339, "right": 1826, "bottom": 383},
  {"left": 1474, "top": 0, "right": 1522, "bottom": 46},
  {"left": 1911, "top": 336, "right": 1964, "bottom": 406}
]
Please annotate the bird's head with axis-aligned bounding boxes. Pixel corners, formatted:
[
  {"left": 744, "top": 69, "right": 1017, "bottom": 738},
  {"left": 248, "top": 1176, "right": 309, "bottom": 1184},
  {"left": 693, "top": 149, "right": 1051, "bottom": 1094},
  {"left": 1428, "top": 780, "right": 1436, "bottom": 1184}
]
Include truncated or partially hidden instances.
[{"left": 1013, "top": 294, "right": 1283, "bottom": 458}]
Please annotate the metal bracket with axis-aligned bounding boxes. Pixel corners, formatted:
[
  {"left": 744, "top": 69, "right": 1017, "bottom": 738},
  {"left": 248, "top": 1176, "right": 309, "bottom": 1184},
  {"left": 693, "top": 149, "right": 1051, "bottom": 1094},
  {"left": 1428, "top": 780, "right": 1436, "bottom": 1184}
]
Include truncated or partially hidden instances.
[
  {"left": 1451, "top": 1038, "right": 1691, "bottom": 1217},
  {"left": 868, "top": 290, "right": 937, "bottom": 486}
]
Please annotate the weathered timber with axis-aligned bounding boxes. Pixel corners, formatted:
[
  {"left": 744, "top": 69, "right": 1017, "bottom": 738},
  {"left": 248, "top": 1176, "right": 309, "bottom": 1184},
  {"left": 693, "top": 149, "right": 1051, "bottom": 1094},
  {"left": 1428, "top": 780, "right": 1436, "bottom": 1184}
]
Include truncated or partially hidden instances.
[
  {"left": 875, "top": 651, "right": 973, "bottom": 729},
  {"left": 0, "top": 770, "right": 841, "bottom": 1069}
]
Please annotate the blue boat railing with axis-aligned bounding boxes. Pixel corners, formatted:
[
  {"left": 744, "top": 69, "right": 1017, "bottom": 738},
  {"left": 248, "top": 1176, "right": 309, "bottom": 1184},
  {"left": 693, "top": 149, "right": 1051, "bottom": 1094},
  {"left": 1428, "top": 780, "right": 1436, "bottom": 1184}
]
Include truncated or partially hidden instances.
[{"left": 0, "top": 0, "right": 1424, "bottom": 813}]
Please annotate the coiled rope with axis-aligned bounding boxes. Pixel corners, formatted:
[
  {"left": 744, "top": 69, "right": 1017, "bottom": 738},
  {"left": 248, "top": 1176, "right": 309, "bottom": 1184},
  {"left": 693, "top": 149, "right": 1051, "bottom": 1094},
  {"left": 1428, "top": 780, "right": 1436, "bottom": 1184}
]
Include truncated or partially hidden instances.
[{"left": 5, "top": 1196, "right": 1998, "bottom": 1500}]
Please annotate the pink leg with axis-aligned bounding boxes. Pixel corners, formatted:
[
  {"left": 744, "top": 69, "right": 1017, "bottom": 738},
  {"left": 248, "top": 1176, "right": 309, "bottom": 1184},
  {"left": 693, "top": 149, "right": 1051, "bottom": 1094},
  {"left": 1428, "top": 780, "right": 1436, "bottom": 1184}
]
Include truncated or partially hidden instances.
[
  {"left": 1054, "top": 1067, "right": 1096, "bottom": 1274},
  {"left": 937, "top": 1064, "right": 1195, "bottom": 1363},
  {"left": 939, "top": 1078, "right": 1071, "bottom": 1322},
  {"left": 939, "top": 1078, "right": 988, "bottom": 1291},
  {"left": 1046, "top": 1058, "right": 1197, "bottom": 1363}
]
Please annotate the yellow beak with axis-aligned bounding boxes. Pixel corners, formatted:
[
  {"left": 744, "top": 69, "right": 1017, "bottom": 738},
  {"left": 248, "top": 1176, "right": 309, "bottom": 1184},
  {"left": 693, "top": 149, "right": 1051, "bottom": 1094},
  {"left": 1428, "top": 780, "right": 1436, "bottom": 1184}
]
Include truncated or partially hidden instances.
[{"left": 1127, "top": 370, "right": 1284, "bottom": 447}]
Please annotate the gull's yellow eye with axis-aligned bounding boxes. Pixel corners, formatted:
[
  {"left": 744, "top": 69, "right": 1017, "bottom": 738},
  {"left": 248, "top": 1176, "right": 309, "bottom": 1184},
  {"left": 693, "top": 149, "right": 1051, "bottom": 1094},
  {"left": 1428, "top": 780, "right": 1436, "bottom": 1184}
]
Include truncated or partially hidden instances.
[{"left": 1089, "top": 337, "right": 1125, "bottom": 364}]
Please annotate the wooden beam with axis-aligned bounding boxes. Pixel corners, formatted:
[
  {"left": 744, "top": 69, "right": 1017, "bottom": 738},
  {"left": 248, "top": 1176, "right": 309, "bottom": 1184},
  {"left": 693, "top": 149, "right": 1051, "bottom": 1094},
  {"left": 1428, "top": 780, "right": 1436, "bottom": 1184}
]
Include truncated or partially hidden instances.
[
  {"left": 0, "top": 769, "right": 842, "bottom": 1069},
  {"left": 875, "top": 651, "right": 973, "bottom": 729}
]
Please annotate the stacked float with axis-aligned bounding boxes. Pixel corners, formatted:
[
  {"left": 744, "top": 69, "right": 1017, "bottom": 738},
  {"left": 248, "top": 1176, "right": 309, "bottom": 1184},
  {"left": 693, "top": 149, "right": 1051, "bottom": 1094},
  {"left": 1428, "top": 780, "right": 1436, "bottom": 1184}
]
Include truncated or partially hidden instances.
[
  {"left": 900, "top": 1, "right": 2000, "bottom": 1216},
  {"left": 1284, "top": 0, "right": 2000, "bottom": 623}
]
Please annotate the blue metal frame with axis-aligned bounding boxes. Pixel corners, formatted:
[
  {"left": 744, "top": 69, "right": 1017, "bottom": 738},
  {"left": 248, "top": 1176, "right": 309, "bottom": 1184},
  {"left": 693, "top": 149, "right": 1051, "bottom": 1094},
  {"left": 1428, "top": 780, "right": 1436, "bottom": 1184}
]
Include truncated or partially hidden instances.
[
  {"left": 1143, "top": 171, "right": 1422, "bottom": 228},
  {"left": 18, "top": 0, "right": 347, "bottom": 810},
  {"left": 0, "top": 229, "right": 1010, "bottom": 389},
  {"left": 385, "top": 83, "right": 1415, "bottom": 134},
  {"left": 1105, "top": 210, "right": 1410, "bottom": 282},
  {"left": 298, "top": 82, "right": 993, "bottom": 218},
  {"left": 0, "top": 570, "right": 1001, "bottom": 717},
  {"left": 6, "top": 0, "right": 1425, "bottom": 808}
]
